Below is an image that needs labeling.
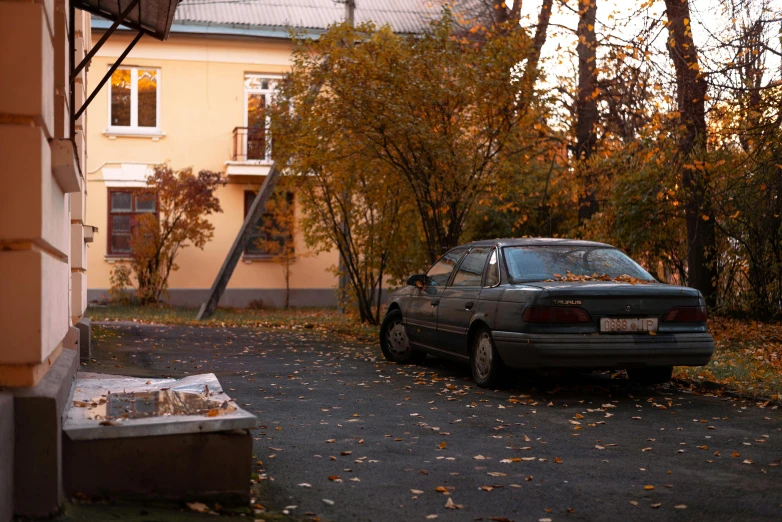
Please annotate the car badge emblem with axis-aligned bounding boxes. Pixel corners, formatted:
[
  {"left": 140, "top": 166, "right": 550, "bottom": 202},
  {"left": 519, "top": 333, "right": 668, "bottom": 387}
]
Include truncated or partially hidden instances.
[
  {"left": 626, "top": 305, "right": 631, "bottom": 311},
  {"left": 553, "top": 299, "right": 581, "bottom": 305}
]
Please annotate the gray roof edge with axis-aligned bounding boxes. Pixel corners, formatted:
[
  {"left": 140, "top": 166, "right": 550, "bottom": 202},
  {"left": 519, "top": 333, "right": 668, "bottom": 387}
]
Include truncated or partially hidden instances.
[{"left": 91, "top": 17, "right": 322, "bottom": 39}]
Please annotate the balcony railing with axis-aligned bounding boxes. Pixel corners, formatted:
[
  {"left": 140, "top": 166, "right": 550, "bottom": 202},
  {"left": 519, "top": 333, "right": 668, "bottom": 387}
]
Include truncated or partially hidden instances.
[{"left": 232, "top": 126, "right": 271, "bottom": 162}]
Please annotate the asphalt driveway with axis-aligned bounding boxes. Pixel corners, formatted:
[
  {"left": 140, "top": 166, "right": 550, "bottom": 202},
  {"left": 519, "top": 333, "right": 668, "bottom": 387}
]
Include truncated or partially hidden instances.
[{"left": 85, "top": 322, "right": 782, "bottom": 521}]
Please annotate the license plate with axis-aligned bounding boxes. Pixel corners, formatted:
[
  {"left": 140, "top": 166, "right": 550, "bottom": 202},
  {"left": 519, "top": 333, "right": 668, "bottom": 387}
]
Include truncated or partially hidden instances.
[{"left": 600, "top": 317, "right": 658, "bottom": 333}]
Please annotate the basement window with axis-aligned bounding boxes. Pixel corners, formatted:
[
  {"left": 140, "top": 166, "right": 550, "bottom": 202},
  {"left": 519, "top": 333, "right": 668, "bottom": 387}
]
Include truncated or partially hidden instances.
[
  {"left": 243, "top": 190, "right": 294, "bottom": 258},
  {"left": 107, "top": 189, "right": 157, "bottom": 256}
]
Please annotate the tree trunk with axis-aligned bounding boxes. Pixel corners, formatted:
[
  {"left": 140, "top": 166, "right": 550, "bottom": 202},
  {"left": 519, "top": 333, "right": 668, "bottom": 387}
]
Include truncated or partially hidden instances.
[
  {"left": 576, "top": 0, "right": 599, "bottom": 224},
  {"left": 664, "top": 0, "right": 717, "bottom": 306}
]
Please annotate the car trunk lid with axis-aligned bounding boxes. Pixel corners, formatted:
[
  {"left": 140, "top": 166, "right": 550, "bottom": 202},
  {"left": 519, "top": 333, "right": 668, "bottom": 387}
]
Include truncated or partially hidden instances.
[{"left": 525, "top": 281, "right": 702, "bottom": 318}]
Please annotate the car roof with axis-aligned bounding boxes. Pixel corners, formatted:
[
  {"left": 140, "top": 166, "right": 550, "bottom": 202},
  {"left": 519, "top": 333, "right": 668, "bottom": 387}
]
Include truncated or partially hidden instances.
[{"left": 460, "top": 238, "right": 616, "bottom": 249}]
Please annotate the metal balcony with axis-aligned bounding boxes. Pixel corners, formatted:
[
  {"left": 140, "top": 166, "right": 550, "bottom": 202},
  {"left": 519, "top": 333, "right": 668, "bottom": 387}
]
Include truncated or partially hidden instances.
[{"left": 232, "top": 126, "right": 271, "bottom": 162}]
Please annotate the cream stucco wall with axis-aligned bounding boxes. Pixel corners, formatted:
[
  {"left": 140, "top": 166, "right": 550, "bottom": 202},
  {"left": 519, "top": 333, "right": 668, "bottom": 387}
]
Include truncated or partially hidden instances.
[
  {"left": 0, "top": 2, "right": 91, "bottom": 385},
  {"left": 86, "top": 30, "right": 339, "bottom": 304}
]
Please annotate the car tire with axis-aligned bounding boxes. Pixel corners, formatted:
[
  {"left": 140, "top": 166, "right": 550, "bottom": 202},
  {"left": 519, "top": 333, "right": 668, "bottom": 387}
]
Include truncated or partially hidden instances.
[
  {"left": 471, "top": 327, "right": 504, "bottom": 388},
  {"left": 626, "top": 366, "right": 673, "bottom": 385},
  {"left": 380, "top": 309, "right": 426, "bottom": 364}
]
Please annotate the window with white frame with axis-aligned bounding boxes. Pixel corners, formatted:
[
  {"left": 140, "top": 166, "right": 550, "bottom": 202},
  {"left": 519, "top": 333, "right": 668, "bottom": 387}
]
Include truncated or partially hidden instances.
[
  {"left": 241, "top": 74, "right": 279, "bottom": 162},
  {"left": 109, "top": 67, "right": 160, "bottom": 132}
]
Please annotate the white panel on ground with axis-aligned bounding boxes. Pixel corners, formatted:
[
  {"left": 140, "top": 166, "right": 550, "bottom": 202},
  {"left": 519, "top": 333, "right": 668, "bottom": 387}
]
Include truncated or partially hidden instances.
[{"left": 63, "top": 373, "right": 257, "bottom": 440}]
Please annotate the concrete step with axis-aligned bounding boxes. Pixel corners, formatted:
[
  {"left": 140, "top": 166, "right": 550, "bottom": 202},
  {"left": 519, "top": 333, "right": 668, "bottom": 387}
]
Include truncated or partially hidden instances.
[{"left": 62, "top": 373, "right": 256, "bottom": 505}]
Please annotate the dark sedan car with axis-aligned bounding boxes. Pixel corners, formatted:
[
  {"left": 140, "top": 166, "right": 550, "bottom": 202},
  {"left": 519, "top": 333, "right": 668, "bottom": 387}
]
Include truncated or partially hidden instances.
[{"left": 380, "top": 238, "right": 714, "bottom": 388}]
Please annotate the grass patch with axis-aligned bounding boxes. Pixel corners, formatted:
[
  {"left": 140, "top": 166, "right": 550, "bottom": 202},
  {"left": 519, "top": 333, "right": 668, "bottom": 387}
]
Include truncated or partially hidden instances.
[
  {"left": 86, "top": 304, "right": 380, "bottom": 343},
  {"left": 675, "top": 316, "right": 782, "bottom": 401}
]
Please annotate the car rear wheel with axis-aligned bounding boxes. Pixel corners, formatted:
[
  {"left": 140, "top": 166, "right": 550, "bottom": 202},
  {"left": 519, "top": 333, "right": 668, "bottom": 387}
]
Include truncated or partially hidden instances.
[
  {"left": 471, "top": 328, "right": 504, "bottom": 388},
  {"left": 380, "top": 310, "right": 426, "bottom": 364},
  {"left": 626, "top": 366, "right": 673, "bottom": 385}
]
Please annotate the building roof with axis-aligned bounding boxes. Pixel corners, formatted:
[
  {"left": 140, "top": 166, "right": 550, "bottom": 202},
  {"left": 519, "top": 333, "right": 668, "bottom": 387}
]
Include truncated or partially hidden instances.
[{"left": 171, "top": 0, "right": 447, "bottom": 37}]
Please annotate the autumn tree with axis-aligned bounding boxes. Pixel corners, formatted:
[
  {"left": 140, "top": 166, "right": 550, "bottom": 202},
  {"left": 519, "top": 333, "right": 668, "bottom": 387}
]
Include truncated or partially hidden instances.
[
  {"left": 110, "top": 165, "right": 223, "bottom": 305},
  {"left": 575, "top": 0, "right": 599, "bottom": 224},
  {"left": 283, "top": 19, "right": 543, "bottom": 263},
  {"left": 663, "top": 0, "right": 717, "bottom": 305}
]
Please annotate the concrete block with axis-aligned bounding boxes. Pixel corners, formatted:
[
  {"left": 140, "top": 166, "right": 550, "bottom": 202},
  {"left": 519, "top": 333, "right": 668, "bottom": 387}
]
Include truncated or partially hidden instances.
[
  {"left": 72, "top": 271, "right": 87, "bottom": 319},
  {"left": 0, "top": 250, "right": 69, "bottom": 365},
  {"left": 0, "top": 393, "right": 13, "bottom": 522},
  {"left": 70, "top": 190, "right": 85, "bottom": 224},
  {"left": 70, "top": 223, "right": 86, "bottom": 270},
  {"left": 0, "top": 125, "right": 67, "bottom": 257},
  {"left": 0, "top": 3, "right": 54, "bottom": 137},
  {"left": 74, "top": 317, "right": 91, "bottom": 360},
  {"left": 63, "top": 430, "right": 252, "bottom": 506},
  {"left": 63, "top": 326, "right": 80, "bottom": 360},
  {"left": 13, "top": 349, "right": 77, "bottom": 517}
]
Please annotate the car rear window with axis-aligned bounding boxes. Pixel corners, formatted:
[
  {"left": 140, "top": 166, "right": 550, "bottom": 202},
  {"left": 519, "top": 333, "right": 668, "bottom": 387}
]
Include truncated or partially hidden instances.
[{"left": 503, "top": 246, "right": 655, "bottom": 283}]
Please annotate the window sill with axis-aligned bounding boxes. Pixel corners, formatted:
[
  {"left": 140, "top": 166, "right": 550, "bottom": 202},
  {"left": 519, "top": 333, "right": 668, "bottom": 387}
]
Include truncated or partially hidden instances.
[
  {"left": 242, "top": 254, "right": 296, "bottom": 263},
  {"left": 225, "top": 160, "right": 273, "bottom": 165},
  {"left": 105, "top": 255, "right": 132, "bottom": 263},
  {"left": 104, "top": 129, "right": 166, "bottom": 140}
]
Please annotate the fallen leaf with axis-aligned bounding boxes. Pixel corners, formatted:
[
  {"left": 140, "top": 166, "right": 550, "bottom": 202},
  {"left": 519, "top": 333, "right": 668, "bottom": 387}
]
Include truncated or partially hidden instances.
[
  {"left": 435, "top": 486, "right": 448, "bottom": 493},
  {"left": 629, "top": 501, "right": 639, "bottom": 506},
  {"left": 674, "top": 504, "right": 687, "bottom": 509},
  {"left": 651, "top": 503, "right": 661, "bottom": 508},
  {"left": 322, "top": 499, "right": 335, "bottom": 506},
  {"left": 439, "top": 442, "right": 447, "bottom": 449},
  {"left": 186, "top": 502, "right": 210, "bottom": 513},
  {"left": 554, "top": 457, "right": 563, "bottom": 464},
  {"left": 644, "top": 485, "right": 655, "bottom": 490},
  {"left": 298, "top": 483, "right": 311, "bottom": 488},
  {"left": 410, "top": 489, "right": 424, "bottom": 495},
  {"left": 425, "top": 515, "right": 438, "bottom": 520},
  {"left": 732, "top": 452, "right": 741, "bottom": 458},
  {"left": 473, "top": 455, "right": 487, "bottom": 460},
  {"left": 444, "top": 497, "right": 463, "bottom": 509},
  {"left": 326, "top": 439, "right": 336, "bottom": 443}
]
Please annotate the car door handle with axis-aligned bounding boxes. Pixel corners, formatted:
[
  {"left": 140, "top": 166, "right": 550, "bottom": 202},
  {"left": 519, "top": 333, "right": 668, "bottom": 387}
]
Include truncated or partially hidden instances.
[
  {"left": 465, "top": 302, "right": 474, "bottom": 310},
  {"left": 431, "top": 299, "right": 440, "bottom": 307}
]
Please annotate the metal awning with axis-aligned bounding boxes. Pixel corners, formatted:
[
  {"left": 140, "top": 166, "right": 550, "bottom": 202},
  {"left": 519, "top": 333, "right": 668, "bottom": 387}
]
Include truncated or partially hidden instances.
[{"left": 73, "top": 0, "right": 180, "bottom": 41}]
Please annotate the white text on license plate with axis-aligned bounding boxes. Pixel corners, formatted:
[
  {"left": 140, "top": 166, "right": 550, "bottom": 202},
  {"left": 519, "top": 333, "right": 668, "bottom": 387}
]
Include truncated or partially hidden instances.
[{"left": 600, "top": 317, "right": 658, "bottom": 332}]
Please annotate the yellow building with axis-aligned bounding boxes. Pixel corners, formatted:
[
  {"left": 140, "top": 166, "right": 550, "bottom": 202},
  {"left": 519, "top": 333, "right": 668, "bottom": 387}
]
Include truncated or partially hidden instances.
[{"left": 86, "top": 1, "right": 439, "bottom": 308}]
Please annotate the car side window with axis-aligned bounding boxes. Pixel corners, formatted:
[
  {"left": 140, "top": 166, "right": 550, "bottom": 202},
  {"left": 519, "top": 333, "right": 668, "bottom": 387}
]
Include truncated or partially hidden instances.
[
  {"left": 485, "top": 249, "right": 500, "bottom": 287},
  {"left": 451, "top": 247, "right": 491, "bottom": 287},
  {"left": 426, "top": 248, "right": 467, "bottom": 286}
]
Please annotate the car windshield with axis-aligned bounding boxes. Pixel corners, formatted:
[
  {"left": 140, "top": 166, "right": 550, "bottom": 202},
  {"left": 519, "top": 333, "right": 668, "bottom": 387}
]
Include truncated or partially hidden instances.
[{"left": 503, "top": 246, "right": 655, "bottom": 283}]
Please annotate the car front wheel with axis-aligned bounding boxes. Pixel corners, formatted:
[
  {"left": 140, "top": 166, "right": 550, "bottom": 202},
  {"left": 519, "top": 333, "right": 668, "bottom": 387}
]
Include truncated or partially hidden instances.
[
  {"left": 626, "top": 366, "right": 673, "bottom": 385},
  {"left": 380, "top": 309, "right": 426, "bottom": 364},
  {"left": 471, "top": 328, "right": 504, "bottom": 388}
]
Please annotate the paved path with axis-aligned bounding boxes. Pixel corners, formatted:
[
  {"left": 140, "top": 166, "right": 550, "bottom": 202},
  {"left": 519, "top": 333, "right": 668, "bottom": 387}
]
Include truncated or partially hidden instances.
[{"left": 88, "top": 322, "right": 782, "bottom": 521}]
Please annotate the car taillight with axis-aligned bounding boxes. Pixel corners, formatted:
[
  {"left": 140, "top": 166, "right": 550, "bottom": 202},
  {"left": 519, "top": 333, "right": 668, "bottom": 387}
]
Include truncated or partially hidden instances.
[
  {"left": 661, "top": 306, "right": 708, "bottom": 322},
  {"left": 522, "top": 306, "right": 592, "bottom": 324}
]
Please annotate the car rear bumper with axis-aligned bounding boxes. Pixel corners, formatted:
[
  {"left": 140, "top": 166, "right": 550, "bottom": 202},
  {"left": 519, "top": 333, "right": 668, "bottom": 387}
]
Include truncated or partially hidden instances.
[{"left": 492, "top": 331, "right": 714, "bottom": 369}]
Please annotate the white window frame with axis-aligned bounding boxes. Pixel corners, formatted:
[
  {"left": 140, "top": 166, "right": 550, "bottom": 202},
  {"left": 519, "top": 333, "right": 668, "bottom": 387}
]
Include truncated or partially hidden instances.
[
  {"left": 242, "top": 74, "right": 281, "bottom": 163},
  {"left": 106, "top": 66, "right": 163, "bottom": 137}
]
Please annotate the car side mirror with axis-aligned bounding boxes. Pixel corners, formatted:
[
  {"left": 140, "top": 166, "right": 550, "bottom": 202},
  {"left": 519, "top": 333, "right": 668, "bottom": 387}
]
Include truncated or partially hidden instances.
[{"left": 407, "top": 274, "right": 426, "bottom": 288}]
